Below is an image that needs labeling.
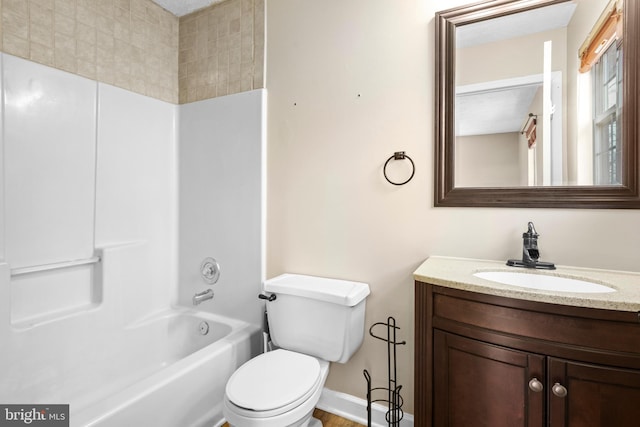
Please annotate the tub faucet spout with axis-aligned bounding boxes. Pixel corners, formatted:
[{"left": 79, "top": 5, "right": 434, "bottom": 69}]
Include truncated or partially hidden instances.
[{"left": 193, "top": 289, "right": 214, "bottom": 305}]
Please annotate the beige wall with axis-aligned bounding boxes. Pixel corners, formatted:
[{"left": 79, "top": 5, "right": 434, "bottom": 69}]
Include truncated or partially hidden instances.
[
  {"left": 456, "top": 27, "right": 567, "bottom": 86},
  {"left": 456, "top": 133, "right": 521, "bottom": 187},
  {"left": 266, "top": 0, "right": 640, "bottom": 415}
]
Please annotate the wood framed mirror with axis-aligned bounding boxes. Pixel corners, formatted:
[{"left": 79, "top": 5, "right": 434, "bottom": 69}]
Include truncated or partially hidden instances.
[{"left": 435, "top": 0, "right": 640, "bottom": 208}]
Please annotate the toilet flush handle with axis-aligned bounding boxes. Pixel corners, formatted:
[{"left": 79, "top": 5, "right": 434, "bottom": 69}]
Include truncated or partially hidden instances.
[{"left": 258, "top": 293, "right": 276, "bottom": 301}]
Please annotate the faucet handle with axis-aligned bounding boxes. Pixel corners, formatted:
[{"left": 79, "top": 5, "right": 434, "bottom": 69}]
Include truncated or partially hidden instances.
[
  {"left": 201, "top": 257, "right": 220, "bottom": 284},
  {"left": 526, "top": 221, "right": 538, "bottom": 237}
]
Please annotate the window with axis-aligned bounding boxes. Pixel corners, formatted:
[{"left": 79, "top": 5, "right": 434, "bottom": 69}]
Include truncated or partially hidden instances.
[
  {"left": 592, "top": 42, "right": 622, "bottom": 185},
  {"left": 578, "top": 0, "right": 623, "bottom": 185}
]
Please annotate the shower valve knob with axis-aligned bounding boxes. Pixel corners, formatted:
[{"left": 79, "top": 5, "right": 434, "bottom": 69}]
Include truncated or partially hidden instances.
[{"left": 201, "top": 257, "right": 220, "bottom": 284}]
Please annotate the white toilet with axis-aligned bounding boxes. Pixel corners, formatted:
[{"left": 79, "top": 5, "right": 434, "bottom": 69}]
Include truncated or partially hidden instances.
[{"left": 223, "top": 273, "right": 370, "bottom": 427}]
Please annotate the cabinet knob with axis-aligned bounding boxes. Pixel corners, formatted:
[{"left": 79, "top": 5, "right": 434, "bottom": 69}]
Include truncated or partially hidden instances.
[
  {"left": 552, "top": 382, "right": 568, "bottom": 398},
  {"left": 528, "top": 377, "right": 544, "bottom": 393}
]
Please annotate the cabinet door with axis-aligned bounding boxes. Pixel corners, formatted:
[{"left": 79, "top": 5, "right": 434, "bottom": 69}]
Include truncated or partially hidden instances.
[
  {"left": 548, "top": 358, "right": 640, "bottom": 427},
  {"left": 434, "top": 331, "right": 545, "bottom": 427}
]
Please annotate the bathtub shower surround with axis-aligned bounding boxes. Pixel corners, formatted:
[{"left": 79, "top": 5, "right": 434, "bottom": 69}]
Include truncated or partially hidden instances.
[
  {"left": 4, "top": 53, "right": 100, "bottom": 323},
  {"left": 0, "top": 53, "right": 266, "bottom": 426},
  {"left": 179, "top": 88, "right": 266, "bottom": 326},
  {"left": 4, "top": 54, "right": 96, "bottom": 270},
  {"left": 2, "top": 245, "right": 260, "bottom": 427},
  {"left": 2, "top": 53, "right": 177, "bottom": 326}
]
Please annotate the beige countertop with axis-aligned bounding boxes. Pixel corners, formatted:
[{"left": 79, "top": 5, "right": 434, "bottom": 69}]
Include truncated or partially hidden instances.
[{"left": 414, "top": 256, "right": 640, "bottom": 312}]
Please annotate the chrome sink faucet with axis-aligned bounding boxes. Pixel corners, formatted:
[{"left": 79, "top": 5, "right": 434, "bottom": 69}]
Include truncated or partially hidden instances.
[
  {"left": 522, "top": 222, "right": 540, "bottom": 266},
  {"left": 507, "top": 222, "right": 556, "bottom": 270},
  {"left": 193, "top": 289, "right": 214, "bottom": 305}
]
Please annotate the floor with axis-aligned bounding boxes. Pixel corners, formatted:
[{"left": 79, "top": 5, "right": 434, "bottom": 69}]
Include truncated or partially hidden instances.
[
  {"left": 221, "top": 409, "right": 366, "bottom": 427},
  {"left": 312, "top": 409, "right": 366, "bottom": 427}
]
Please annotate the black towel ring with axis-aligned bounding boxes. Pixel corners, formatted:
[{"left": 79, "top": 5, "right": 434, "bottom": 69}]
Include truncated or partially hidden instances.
[{"left": 383, "top": 151, "right": 415, "bottom": 186}]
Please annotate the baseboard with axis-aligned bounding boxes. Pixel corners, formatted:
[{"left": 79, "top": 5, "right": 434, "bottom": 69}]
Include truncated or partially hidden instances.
[{"left": 316, "top": 388, "right": 414, "bottom": 427}]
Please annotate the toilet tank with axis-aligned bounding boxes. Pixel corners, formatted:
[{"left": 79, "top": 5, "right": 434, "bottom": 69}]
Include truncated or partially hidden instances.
[{"left": 263, "top": 274, "right": 370, "bottom": 363}]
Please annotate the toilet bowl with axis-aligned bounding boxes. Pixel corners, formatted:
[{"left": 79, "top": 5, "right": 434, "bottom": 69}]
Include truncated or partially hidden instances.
[
  {"left": 223, "top": 349, "right": 330, "bottom": 427},
  {"left": 222, "top": 274, "right": 370, "bottom": 427}
]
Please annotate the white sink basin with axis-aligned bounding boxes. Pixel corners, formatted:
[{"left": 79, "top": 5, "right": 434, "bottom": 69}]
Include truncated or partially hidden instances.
[{"left": 473, "top": 271, "right": 616, "bottom": 294}]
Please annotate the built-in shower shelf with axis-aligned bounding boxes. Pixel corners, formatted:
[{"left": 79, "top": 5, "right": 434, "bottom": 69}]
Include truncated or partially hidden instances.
[
  {"left": 10, "top": 255, "right": 103, "bottom": 325},
  {"left": 10, "top": 256, "right": 101, "bottom": 277}
]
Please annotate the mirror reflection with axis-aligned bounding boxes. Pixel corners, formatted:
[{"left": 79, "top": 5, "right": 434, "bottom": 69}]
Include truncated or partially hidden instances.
[{"left": 454, "top": 0, "right": 623, "bottom": 187}]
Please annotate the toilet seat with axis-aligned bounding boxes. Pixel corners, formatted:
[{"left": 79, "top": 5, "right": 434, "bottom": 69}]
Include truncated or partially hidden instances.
[{"left": 225, "top": 349, "right": 323, "bottom": 418}]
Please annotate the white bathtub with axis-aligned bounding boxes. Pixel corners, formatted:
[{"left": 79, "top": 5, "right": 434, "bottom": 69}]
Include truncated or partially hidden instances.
[{"left": 1, "top": 306, "right": 262, "bottom": 427}]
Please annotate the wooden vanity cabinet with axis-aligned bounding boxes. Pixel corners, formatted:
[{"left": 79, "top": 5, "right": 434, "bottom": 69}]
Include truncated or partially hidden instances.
[
  {"left": 433, "top": 330, "right": 545, "bottom": 427},
  {"left": 415, "top": 282, "right": 640, "bottom": 427}
]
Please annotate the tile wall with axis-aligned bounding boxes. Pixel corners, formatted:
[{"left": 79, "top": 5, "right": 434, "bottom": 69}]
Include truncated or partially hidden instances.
[
  {"left": 0, "top": 0, "right": 264, "bottom": 104},
  {"left": 178, "top": 0, "right": 264, "bottom": 103},
  {"left": 0, "top": 0, "right": 180, "bottom": 103}
]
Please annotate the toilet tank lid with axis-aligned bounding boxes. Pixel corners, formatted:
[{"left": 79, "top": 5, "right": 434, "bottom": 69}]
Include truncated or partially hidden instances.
[{"left": 264, "top": 274, "right": 370, "bottom": 306}]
